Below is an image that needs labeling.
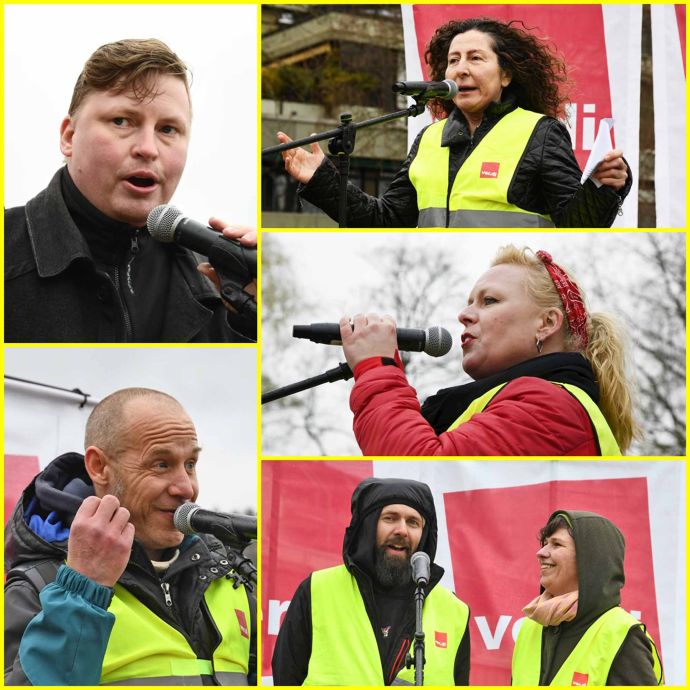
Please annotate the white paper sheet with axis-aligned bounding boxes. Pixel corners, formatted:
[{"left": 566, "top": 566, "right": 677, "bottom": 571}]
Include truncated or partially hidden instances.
[{"left": 580, "top": 117, "right": 615, "bottom": 187}]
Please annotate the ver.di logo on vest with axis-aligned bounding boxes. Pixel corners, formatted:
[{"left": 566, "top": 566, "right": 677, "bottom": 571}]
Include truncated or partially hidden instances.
[
  {"left": 571, "top": 671, "right": 589, "bottom": 685},
  {"left": 435, "top": 631, "right": 448, "bottom": 648},
  {"left": 480, "top": 162, "right": 500, "bottom": 178},
  {"left": 235, "top": 609, "right": 249, "bottom": 639}
]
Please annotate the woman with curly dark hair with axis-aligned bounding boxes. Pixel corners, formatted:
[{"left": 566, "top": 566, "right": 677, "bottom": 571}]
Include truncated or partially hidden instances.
[{"left": 276, "top": 17, "right": 631, "bottom": 228}]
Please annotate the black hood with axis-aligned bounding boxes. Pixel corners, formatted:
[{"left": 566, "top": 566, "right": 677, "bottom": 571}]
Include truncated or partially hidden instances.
[
  {"left": 547, "top": 509, "right": 625, "bottom": 624},
  {"left": 5, "top": 453, "right": 94, "bottom": 571},
  {"left": 342, "top": 477, "right": 438, "bottom": 579}
]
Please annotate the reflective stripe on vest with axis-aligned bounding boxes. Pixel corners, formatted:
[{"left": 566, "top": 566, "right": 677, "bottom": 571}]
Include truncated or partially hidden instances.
[
  {"left": 100, "top": 578, "right": 251, "bottom": 685},
  {"left": 446, "top": 381, "right": 621, "bottom": 455},
  {"left": 305, "top": 564, "right": 469, "bottom": 686},
  {"left": 409, "top": 108, "right": 554, "bottom": 227},
  {"left": 512, "top": 607, "right": 664, "bottom": 685}
]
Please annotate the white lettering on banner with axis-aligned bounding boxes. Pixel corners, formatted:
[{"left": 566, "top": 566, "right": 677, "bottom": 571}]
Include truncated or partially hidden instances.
[
  {"left": 267, "top": 600, "right": 647, "bottom": 649},
  {"left": 268, "top": 599, "right": 291, "bottom": 635},
  {"left": 563, "top": 103, "right": 600, "bottom": 151},
  {"left": 473, "top": 611, "right": 642, "bottom": 649},
  {"left": 511, "top": 616, "right": 526, "bottom": 641},
  {"left": 474, "top": 615, "right": 511, "bottom": 650}
]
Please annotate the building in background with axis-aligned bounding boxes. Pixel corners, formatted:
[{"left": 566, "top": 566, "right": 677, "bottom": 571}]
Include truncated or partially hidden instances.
[{"left": 262, "top": 4, "right": 408, "bottom": 227}]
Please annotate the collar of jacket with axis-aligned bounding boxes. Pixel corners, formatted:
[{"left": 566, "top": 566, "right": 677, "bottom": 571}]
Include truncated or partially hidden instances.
[
  {"left": 21, "top": 168, "right": 225, "bottom": 340},
  {"left": 421, "top": 352, "right": 598, "bottom": 435},
  {"left": 24, "top": 168, "right": 97, "bottom": 278},
  {"left": 440, "top": 96, "right": 519, "bottom": 148}
]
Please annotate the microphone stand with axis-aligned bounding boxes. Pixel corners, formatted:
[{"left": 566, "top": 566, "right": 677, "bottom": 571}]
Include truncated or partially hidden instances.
[
  {"left": 405, "top": 581, "right": 427, "bottom": 686},
  {"left": 224, "top": 548, "right": 257, "bottom": 591},
  {"left": 262, "top": 362, "right": 352, "bottom": 404},
  {"left": 213, "top": 523, "right": 258, "bottom": 591},
  {"left": 262, "top": 100, "right": 428, "bottom": 228}
]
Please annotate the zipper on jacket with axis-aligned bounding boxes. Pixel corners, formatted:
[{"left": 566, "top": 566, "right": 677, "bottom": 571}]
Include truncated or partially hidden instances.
[
  {"left": 126, "top": 230, "right": 140, "bottom": 296},
  {"left": 161, "top": 582, "right": 173, "bottom": 607},
  {"left": 389, "top": 637, "right": 411, "bottom": 684},
  {"left": 112, "top": 266, "right": 133, "bottom": 341}
]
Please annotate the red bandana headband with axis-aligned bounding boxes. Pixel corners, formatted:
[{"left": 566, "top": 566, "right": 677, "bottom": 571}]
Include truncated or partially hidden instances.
[{"left": 536, "top": 250, "right": 589, "bottom": 348}]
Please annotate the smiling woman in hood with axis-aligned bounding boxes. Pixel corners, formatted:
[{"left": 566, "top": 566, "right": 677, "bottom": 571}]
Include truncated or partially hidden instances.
[{"left": 512, "top": 510, "right": 663, "bottom": 686}]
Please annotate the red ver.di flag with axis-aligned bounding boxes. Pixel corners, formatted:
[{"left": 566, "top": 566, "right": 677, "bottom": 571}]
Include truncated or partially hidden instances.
[
  {"left": 444, "top": 477, "right": 660, "bottom": 685},
  {"left": 401, "top": 5, "right": 643, "bottom": 226}
]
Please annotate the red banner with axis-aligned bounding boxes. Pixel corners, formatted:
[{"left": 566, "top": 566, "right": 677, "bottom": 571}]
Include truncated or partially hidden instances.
[
  {"left": 409, "top": 5, "right": 614, "bottom": 170},
  {"left": 444, "top": 477, "right": 659, "bottom": 684},
  {"left": 4, "top": 454, "right": 39, "bottom": 526}
]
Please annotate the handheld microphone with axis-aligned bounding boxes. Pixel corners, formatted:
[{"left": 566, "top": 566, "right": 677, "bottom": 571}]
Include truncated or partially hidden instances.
[
  {"left": 292, "top": 323, "right": 452, "bottom": 357},
  {"left": 173, "top": 503, "right": 257, "bottom": 545},
  {"left": 392, "top": 80, "right": 458, "bottom": 100},
  {"left": 410, "top": 551, "right": 431, "bottom": 586},
  {"left": 147, "top": 205, "right": 257, "bottom": 281}
]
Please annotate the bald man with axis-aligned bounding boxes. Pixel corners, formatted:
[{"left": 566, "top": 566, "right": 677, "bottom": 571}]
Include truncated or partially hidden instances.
[{"left": 5, "top": 387, "right": 256, "bottom": 685}]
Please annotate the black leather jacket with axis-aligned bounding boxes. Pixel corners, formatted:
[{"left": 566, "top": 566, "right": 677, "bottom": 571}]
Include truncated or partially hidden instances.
[
  {"left": 300, "top": 100, "right": 631, "bottom": 228},
  {"left": 5, "top": 169, "right": 254, "bottom": 343}
]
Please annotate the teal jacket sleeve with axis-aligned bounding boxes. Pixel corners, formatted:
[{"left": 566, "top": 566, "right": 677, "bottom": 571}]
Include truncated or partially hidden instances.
[{"left": 18, "top": 564, "right": 115, "bottom": 685}]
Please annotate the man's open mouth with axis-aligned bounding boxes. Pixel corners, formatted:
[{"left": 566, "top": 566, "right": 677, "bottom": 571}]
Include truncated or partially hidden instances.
[{"left": 128, "top": 176, "right": 156, "bottom": 188}]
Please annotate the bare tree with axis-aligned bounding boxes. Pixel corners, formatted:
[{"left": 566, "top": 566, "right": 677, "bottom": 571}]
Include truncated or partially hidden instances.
[
  {"left": 622, "top": 234, "right": 685, "bottom": 454},
  {"left": 261, "top": 235, "right": 358, "bottom": 455},
  {"left": 568, "top": 233, "right": 685, "bottom": 455},
  {"left": 359, "top": 241, "right": 470, "bottom": 399}
]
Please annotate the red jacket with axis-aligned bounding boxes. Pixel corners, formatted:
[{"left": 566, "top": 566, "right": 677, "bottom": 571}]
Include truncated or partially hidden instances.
[{"left": 350, "top": 364, "right": 600, "bottom": 456}]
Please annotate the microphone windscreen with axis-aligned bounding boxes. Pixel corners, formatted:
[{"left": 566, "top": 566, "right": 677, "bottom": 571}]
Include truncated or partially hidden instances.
[
  {"left": 425, "top": 327, "right": 453, "bottom": 357},
  {"left": 410, "top": 551, "right": 431, "bottom": 584},
  {"left": 147, "top": 204, "right": 182, "bottom": 242},
  {"left": 173, "top": 502, "right": 199, "bottom": 534}
]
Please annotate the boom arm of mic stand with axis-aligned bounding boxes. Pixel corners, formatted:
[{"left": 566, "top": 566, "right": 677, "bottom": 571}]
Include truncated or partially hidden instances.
[
  {"left": 261, "top": 102, "right": 428, "bottom": 156},
  {"left": 262, "top": 362, "right": 353, "bottom": 404},
  {"left": 262, "top": 101, "right": 428, "bottom": 228}
]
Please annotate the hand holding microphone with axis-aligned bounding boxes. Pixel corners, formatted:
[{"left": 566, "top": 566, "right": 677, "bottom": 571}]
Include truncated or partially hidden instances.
[
  {"left": 147, "top": 205, "right": 257, "bottom": 323},
  {"left": 338, "top": 313, "right": 400, "bottom": 370}
]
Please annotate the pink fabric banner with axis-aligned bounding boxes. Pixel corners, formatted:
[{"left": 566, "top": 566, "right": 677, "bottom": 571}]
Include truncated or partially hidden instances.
[{"left": 262, "top": 461, "right": 679, "bottom": 683}]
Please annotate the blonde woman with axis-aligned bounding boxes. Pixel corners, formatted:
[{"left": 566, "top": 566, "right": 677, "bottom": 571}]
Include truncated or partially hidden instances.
[{"left": 339, "top": 246, "right": 637, "bottom": 456}]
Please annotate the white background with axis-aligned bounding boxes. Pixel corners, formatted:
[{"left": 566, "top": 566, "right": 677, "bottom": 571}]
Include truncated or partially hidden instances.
[
  {"left": 4, "top": 4, "right": 257, "bottom": 227},
  {"left": 5, "top": 347, "right": 257, "bottom": 513}
]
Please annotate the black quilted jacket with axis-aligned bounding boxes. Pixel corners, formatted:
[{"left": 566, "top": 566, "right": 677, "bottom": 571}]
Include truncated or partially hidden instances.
[{"left": 300, "top": 100, "right": 632, "bottom": 228}]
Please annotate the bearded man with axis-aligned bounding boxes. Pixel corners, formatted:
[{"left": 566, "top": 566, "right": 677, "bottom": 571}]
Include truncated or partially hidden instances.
[{"left": 272, "top": 477, "right": 470, "bottom": 685}]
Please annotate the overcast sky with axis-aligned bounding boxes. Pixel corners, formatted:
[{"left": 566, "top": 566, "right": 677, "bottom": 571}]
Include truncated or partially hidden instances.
[
  {"left": 5, "top": 347, "right": 257, "bottom": 513},
  {"left": 4, "top": 4, "right": 257, "bottom": 226}
]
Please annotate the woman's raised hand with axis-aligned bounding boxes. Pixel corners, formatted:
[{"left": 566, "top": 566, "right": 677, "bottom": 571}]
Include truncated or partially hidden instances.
[{"left": 277, "top": 131, "right": 325, "bottom": 185}]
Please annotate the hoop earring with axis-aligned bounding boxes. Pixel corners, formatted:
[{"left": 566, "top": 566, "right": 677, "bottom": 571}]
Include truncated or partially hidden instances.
[{"left": 536, "top": 337, "right": 544, "bottom": 354}]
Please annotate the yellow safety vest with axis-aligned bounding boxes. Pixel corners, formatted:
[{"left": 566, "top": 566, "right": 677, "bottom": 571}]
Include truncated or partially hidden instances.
[
  {"left": 446, "top": 380, "right": 621, "bottom": 456},
  {"left": 409, "top": 107, "right": 554, "bottom": 227},
  {"left": 101, "top": 577, "right": 251, "bottom": 685},
  {"left": 512, "top": 607, "right": 664, "bottom": 685},
  {"left": 305, "top": 564, "right": 469, "bottom": 686}
]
